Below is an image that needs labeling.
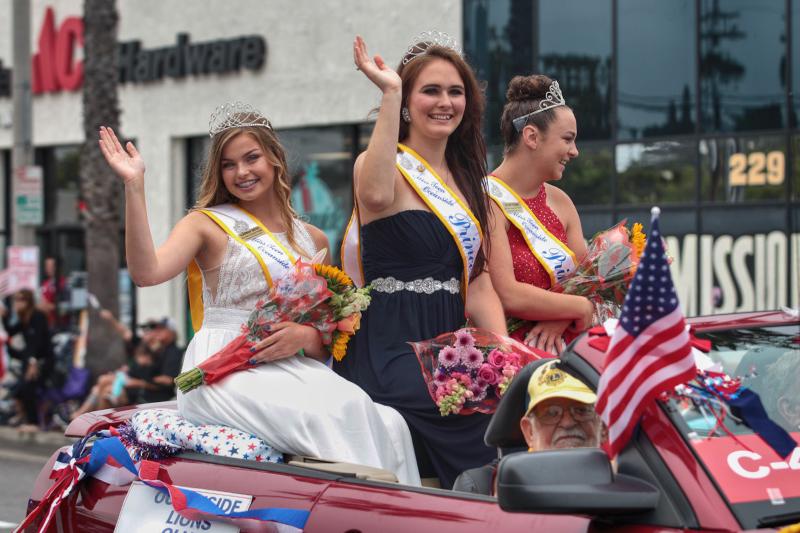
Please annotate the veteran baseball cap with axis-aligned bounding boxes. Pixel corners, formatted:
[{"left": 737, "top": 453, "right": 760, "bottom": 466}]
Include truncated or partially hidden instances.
[{"left": 525, "top": 361, "right": 597, "bottom": 416}]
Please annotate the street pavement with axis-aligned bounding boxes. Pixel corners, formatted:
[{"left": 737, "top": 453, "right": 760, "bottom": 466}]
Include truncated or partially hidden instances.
[{"left": 0, "top": 427, "right": 72, "bottom": 531}]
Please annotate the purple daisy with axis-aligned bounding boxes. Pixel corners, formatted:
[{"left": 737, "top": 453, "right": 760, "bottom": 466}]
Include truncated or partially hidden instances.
[
  {"left": 454, "top": 329, "right": 475, "bottom": 348},
  {"left": 438, "top": 346, "right": 459, "bottom": 368},
  {"left": 461, "top": 347, "right": 484, "bottom": 369}
]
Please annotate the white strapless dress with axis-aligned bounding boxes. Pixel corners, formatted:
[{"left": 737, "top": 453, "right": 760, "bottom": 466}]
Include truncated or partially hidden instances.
[{"left": 177, "top": 220, "right": 420, "bottom": 485}]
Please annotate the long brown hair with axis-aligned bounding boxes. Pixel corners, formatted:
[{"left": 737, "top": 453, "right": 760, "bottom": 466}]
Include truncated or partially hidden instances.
[
  {"left": 397, "top": 45, "right": 490, "bottom": 277},
  {"left": 194, "top": 121, "right": 303, "bottom": 253},
  {"left": 13, "top": 288, "right": 35, "bottom": 324}
]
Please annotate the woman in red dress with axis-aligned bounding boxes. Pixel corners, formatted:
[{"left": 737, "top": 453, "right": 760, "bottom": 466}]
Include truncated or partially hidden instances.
[{"left": 487, "top": 75, "right": 594, "bottom": 354}]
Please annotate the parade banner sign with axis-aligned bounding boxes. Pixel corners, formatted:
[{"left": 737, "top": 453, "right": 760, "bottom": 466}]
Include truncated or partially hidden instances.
[
  {"left": 665, "top": 231, "right": 800, "bottom": 316},
  {"left": 115, "top": 482, "right": 252, "bottom": 533},
  {"left": 0, "top": 246, "right": 40, "bottom": 296},
  {"left": 691, "top": 432, "right": 800, "bottom": 505}
]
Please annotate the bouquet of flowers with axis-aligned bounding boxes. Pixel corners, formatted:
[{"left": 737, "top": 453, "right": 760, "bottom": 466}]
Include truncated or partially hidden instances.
[
  {"left": 508, "top": 220, "right": 646, "bottom": 336},
  {"left": 175, "top": 261, "right": 370, "bottom": 393},
  {"left": 410, "top": 328, "right": 550, "bottom": 416}
]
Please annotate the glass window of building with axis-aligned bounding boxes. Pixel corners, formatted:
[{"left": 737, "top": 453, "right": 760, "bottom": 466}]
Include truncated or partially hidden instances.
[
  {"left": 793, "top": 135, "right": 800, "bottom": 201},
  {"left": 556, "top": 142, "right": 613, "bottom": 207},
  {"left": 0, "top": 150, "right": 6, "bottom": 269},
  {"left": 616, "top": 140, "right": 697, "bottom": 205},
  {"left": 539, "top": 0, "right": 612, "bottom": 140},
  {"left": 279, "top": 125, "right": 361, "bottom": 261},
  {"left": 700, "top": 135, "right": 788, "bottom": 202},
  {"left": 618, "top": 0, "right": 696, "bottom": 139},
  {"left": 36, "top": 145, "right": 81, "bottom": 225},
  {"left": 617, "top": 207, "right": 698, "bottom": 237},
  {"left": 699, "top": 0, "right": 787, "bottom": 132},
  {"left": 793, "top": 0, "right": 800, "bottom": 128},
  {"left": 464, "top": 0, "right": 534, "bottom": 150},
  {"left": 0, "top": 149, "right": 8, "bottom": 241}
]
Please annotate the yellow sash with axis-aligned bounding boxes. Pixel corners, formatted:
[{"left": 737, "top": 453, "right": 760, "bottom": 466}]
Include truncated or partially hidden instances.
[
  {"left": 487, "top": 175, "right": 577, "bottom": 285},
  {"left": 187, "top": 204, "right": 296, "bottom": 332},
  {"left": 395, "top": 144, "right": 483, "bottom": 297}
]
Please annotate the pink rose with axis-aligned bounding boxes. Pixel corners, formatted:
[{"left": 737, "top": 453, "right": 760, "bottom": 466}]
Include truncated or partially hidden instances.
[
  {"left": 477, "top": 363, "right": 498, "bottom": 385},
  {"left": 504, "top": 352, "right": 521, "bottom": 368},
  {"left": 488, "top": 349, "right": 506, "bottom": 368}
]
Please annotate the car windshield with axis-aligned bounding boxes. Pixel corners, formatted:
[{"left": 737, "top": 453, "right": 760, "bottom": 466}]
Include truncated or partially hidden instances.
[{"left": 665, "top": 324, "right": 800, "bottom": 529}]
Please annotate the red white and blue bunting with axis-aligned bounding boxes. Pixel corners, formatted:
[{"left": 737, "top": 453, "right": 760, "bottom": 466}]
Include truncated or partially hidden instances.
[{"left": 15, "top": 429, "right": 309, "bottom": 533}]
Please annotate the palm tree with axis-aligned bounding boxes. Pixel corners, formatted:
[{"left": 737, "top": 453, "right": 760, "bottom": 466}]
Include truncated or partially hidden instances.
[{"left": 79, "top": 0, "right": 125, "bottom": 375}]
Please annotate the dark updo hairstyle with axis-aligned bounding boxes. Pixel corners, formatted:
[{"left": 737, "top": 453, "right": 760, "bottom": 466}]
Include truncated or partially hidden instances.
[
  {"left": 396, "top": 44, "right": 490, "bottom": 277},
  {"left": 500, "top": 74, "right": 570, "bottom": 153}
]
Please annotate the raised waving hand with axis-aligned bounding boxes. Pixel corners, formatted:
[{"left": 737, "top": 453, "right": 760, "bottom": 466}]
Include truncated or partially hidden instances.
[
  {"left": 353, "top": 36, "right": 401, "bottom": 94},
  {"left": 98, "top": 126, "right": 145, "bottom": 185}
]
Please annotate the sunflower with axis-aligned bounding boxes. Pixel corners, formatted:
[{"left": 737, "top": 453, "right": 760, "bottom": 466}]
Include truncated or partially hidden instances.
[
  {"left": 330, "top": 331, "right": 351, "bottom": 361},
  {"left": 314, "top": 264, "right": 353, "bottom": 289},
  {"left": 631, "top": 222, "right": 646, "bottom": 261}
]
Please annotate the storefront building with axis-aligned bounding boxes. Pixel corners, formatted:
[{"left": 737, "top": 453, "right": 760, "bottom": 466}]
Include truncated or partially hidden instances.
[
  {"left": 0, "top": 0, "right": 797, "bottom": 342},
  {"left": 0, "top": 0, "right": 460, "bottom": 340},
  {"left": 465, "top": 0, "right": 799, "bottom": 316}
]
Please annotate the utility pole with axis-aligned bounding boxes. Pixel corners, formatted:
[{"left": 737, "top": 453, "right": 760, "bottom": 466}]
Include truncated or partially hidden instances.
[{"left": 11, "top": 0, "right": 36, "bottom": 246}]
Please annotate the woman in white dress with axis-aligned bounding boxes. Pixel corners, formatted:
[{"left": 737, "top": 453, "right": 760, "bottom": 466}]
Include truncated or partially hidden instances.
[{"left": 98, "top": 103, "right": 420, "bottom": 485}]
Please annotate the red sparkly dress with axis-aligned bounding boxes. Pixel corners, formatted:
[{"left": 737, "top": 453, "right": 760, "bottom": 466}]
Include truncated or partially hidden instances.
[{"left": 504, "top": 184, "right": 574, "bottom": 344}]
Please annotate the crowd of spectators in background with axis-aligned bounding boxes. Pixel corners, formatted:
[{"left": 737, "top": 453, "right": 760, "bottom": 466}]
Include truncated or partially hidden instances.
[{"left": 0, "top": 257, "right": 184, "bottom": 434}]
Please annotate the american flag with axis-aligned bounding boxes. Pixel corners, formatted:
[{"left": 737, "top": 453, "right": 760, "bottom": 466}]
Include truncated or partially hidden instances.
[{"left": 595, "top": 207, "right": 695, "bottom": 458}]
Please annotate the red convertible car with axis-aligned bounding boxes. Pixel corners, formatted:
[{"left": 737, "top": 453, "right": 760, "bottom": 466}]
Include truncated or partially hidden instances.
[{"left": 22, "top": 310, "right": 800, "bottom": 532}]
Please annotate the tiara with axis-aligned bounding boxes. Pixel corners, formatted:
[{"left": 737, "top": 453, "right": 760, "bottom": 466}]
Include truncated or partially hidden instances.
[
  {"left": 402, "top": 30, "right": 461, "bottom": 65},
  {"left": 511, "top": 80, "right": 567, "bottom": 131},
  {"left": 208, "top": 101, "right": 272, "bottom": 138}
]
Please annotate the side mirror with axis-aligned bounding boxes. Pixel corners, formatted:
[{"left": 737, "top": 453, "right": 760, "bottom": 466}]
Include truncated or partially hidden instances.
[{"left": 497, "top": 448, "right": 659, "bottom": 515}]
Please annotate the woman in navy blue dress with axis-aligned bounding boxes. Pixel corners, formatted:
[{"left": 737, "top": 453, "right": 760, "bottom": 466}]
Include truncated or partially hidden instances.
[{"left": 335, "top": 33, "right": 507, "bottom": 488}]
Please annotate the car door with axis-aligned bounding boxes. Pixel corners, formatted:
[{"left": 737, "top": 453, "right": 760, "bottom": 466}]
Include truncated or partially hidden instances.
[{"left": 305, "top": 479, "right": 592, "bottom": 532}]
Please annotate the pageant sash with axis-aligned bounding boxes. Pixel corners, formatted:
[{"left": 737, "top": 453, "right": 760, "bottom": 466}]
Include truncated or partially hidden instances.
[
  {"left": 486, "top": 175, "right": 577, "bottom": 285},
  {"left": 340, "top": 144, "right": 483, "bottom": 297},
  {"left": 187, "top": 204, "right": 296, "bottom": 332},
  {"left": 341, "top": 203, "right": 365, "bottom": 288},
  {"left": 396, "top": 144, "right": 482, "bottom": 294}
]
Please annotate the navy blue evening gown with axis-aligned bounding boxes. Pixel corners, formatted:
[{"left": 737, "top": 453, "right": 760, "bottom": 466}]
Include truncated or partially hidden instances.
[{"left": 334, "top": 210, "right": 495, "bottom": 488}]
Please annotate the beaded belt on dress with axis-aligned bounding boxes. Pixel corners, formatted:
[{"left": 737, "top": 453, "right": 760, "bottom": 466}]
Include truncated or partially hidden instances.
[
  {"left": 371, "top": 276, "right": 460, "bottom": 295},
  {"left": 202, "top": 307, "right": 251, "bottom": 331}
]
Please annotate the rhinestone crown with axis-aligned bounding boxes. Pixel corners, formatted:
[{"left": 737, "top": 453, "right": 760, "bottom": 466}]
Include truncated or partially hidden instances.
[
  {"left": 512, "top": 80, "right": 567, "bottom": 131},
  {"left": 402, "top": 31, "right": 461, "bottom": 65},
  {"left": 208, "top": 101, "right": 272, "bottom": 138}
]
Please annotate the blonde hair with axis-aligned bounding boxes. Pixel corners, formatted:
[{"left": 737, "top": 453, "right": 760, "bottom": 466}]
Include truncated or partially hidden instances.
[{"left": 194, "top": 123, "right": 305, "bottom": 254}]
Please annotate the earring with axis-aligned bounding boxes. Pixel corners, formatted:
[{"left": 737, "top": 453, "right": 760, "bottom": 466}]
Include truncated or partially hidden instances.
[{"left": 401, "top": 107, "right": 411, "bottom": 123}]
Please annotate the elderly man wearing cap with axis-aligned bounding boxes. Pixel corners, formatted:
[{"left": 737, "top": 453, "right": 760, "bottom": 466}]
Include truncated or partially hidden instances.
[
  {"left": 521, "top": 360, "right": 604, "bottom": 451},
  {"left": 452, "top": 360, "right": 604, "bottom": 494}
]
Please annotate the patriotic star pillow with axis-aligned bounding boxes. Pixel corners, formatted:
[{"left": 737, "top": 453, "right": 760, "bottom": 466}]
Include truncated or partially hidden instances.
[{"left": 129, "top": 408, "right": 283, "bottom": 463}]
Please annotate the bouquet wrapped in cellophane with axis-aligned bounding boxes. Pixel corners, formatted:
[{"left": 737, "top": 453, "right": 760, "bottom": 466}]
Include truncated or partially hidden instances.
[
  {"left": 175, "top": 260, "right": 370, "bottom": 393},
  {"left": 552, "top": 220, "right": 646, "bottom": 324},
  {"left": 410, "top": 328, "right": 551, "bottom": 416},
  {"left": 508, "top": 220, "right": 646, "bottom": 336}
]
